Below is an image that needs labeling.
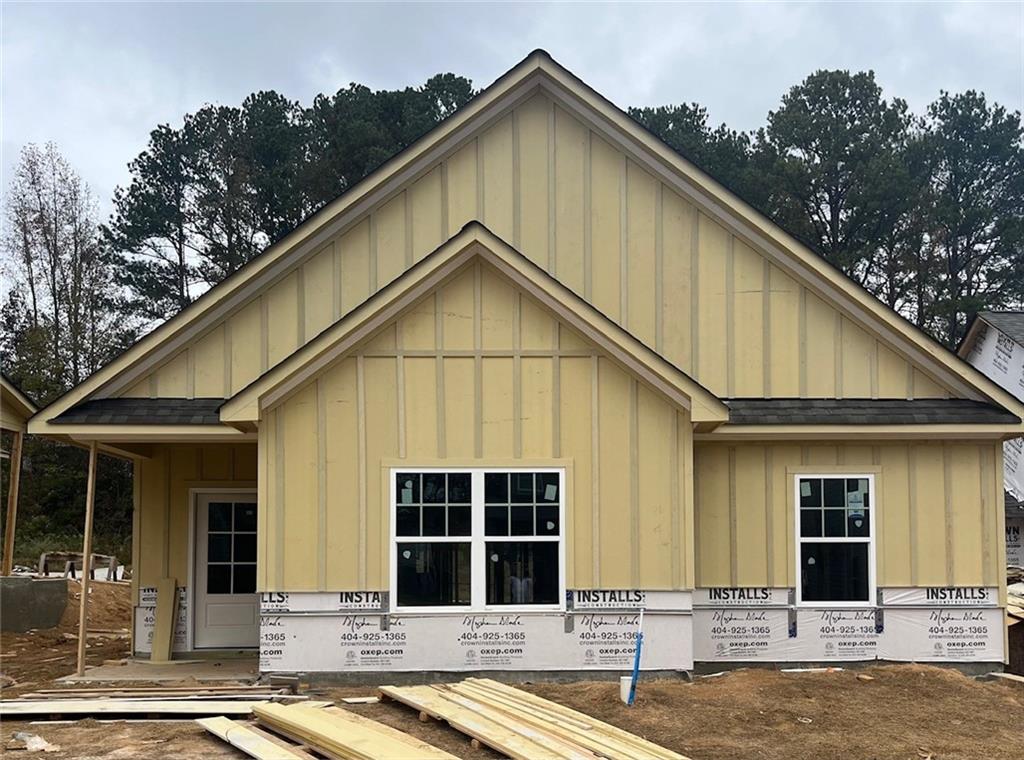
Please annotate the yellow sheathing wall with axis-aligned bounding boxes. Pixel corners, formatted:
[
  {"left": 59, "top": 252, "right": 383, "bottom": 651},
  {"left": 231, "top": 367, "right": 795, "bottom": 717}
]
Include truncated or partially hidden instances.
[
  {"left": 116, "top": 92, "right": 955, "bottom": 402},
  {"left": 693, "top": 440, "right": 1005, "bottom": 589},
  {"left": 132, "top": 443, "right": 257, "bottom": 602},
  {"left": 257, "top": 261, "right": 695, "bottom": 593}
]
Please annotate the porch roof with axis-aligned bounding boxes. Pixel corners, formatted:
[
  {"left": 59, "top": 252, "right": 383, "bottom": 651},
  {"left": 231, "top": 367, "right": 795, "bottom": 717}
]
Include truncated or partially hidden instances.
[
  {"left": 51, "top": 397, "right": 224, "bottom": 426},
  {"left": 724, "top": 398, "right": 1020, "bottom": 426}
]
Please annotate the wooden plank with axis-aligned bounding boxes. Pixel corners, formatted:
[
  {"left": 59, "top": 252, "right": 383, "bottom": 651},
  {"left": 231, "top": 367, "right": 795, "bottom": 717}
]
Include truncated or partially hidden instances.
[
  {"left": 379, "top": 685, "right": 582, "bottom": 760},
  {"left": 244, "top": 723, "right": 321, "bottom": 760},
  {"left": 197, "top": 716, "right": 307, "bottom": 760},
  {"left": 466, "top": 679, "right": 688, "bottom": 760},
  {"left": 0, "top": 699, "right": 273, "bottom": 717},
  {"left": 150, "top": 576, "right": 178, "bottom": 663},
  {"left": 451, "top": 682, "right": 678, "bottom": 760},
  {"left": 322, "top": 706, "right": 458, "bottom": 757},
  {"left": 255, "top": 702, "right": 458, "bottom": 760},
  {"left": 1, "top": 430, "right": 23, "bottom": 576}
]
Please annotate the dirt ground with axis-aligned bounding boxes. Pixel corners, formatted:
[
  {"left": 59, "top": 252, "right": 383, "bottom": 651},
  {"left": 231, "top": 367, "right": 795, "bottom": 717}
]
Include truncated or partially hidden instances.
[{"left": 3, "top": 581, "right": 1023, "bottom": 759}]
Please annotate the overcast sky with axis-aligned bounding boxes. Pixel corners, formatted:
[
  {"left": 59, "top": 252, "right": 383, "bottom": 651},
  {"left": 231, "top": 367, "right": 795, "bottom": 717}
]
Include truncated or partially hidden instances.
[{"left": 3, "top": 1, "right": 1023, "bottom": 218}]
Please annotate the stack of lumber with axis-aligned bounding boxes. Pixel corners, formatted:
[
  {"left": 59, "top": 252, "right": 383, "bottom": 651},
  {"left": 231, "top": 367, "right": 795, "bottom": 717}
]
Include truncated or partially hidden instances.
[
  {"left": 380, "top": 678, "right": 689, "bottom": 760},
  {"left": 1008, "top": 581, "right": 1024, "bottom": 626},
  {"left": 198, "top": 702, "right": 457, "bottom": 760}
]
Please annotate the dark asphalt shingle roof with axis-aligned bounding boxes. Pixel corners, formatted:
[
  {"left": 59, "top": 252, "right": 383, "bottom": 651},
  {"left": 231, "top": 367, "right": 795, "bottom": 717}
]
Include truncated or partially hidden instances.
[
  {"left": 979, "top": 312, "right": 1024, "bottom": 347},
  {"left": 51, "top": 398, "right": 224, "bottom": 425},
  {"left": 724, "top": 398, "right": 1020, "bottom": 425}
]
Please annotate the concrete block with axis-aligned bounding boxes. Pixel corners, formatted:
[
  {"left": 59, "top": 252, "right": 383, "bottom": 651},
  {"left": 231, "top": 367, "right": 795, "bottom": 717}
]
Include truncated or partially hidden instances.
[{"left": 0, "top": 576, "right": 68, "bottom": 632}]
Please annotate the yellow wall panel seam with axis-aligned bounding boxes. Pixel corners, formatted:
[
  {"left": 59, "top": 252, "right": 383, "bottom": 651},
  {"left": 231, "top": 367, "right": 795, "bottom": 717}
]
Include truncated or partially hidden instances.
[
  {"left": 689, "top": 204, "right": 700, "bottom": 378},
  {"left": 513, "top": 293, "right": 523, "bottom": 458},
  {"left": 629, "top": 378, "right": 640, "bottom": 587},
  {"left": 332, "top": 240, "right": 341, "bottom": 322},
  {"left": 131, "top": 459, "right": 140, "bottom": 605},
  {"left": 980, "top": 444, "right": 993, "bottom": 586},
  {"left": 670, "top": 409, "right": 680, "bottom": 587},
  {"left": 551, "top": 329, "right": 561, "bottom": 459},
  {"left": 583, "top": 130, "right": 593, "bottom": 301},
  {"left": 726, "top": 236, "right": 735, "bottom": 397},
  {"left": 474, "top": 263, "right": 484, "bottom": 458},
  {"left": 762, "top": 259, "right": 772, "bottom": 398},
  {"left": 682, "top": 418, "right": 695, "bottom": 589},
  {"left": 590, "top": 354, "right": 601, "bottom": 586},
  {"left": 368, "top": 211, "right": 378, "bottom": 293},
  {"left": 162, "top": 450, "right": 170, "bottom": 577},
  {"left": 764, "top": 445, "right": 774, "bottom": 585},
  {"left": 994, "top": 444, "right": 1007, "bottom": 597},
  {"left": 404, "top": 188, "right": 414, "bottom": 269},
  {"left": 440, "top": 160, "right": 450, "bottom": 241},
  {"left": 834, "top": 312, "right": 844, "bottom": 397},
  {"left": 547, "top": 99, "right": 557, "bottom": 276},
  {"left": 908, "top": 444, "right": 918, "bottom": 585},
  {"left": 728, "top": 447, "right": 738, "bottom": 585},
  {"left": 475, "top": 137, "right": 484, "bottom": 220},
  {"left": 943, "top": 443, "right": 955, "bottom": 584},
  {"left": 511, "top": 108, "right": 522, "bottom": 249},
  {"left": 274, "top": 410, "right": 285, "bottom": 588},
  {"left": 396, "top": 321, "right": 407, "bottom": 460},
  {"left": 316, "top": 378, "right": 327, "bottom": 588},
  {"left": 222, "top": 319, "right": 232, "bottom": 398},
  {"left": 905, "top": 361, "right": 914, "bottom": 400},
  {"left": 619, "top": 154, "right": 628, "bottom": 328},
  {"left": 798, "top": 288, "right": 807, "bottom": 397},
  {"left": 870, "top": 338, "right": 879, "bottom": 399},
  {"left": 655, "top": 183, "right": 664, "bottom": 352},
  {"left": 356, "top": 355, "right": 367, "bottom": 588},
  {"left": 296, "top": 266, "right": 306, "bottom": 347},
  {"left": 185, "top": 348, "right": 195, "bottom": 399},
  {"left": 435, "top": 292, "right": 446, "bottom": 458}
]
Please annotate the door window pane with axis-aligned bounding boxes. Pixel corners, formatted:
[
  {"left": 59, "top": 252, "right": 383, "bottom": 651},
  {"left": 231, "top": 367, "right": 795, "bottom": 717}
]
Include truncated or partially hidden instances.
[
  {"left": 486, "top": 542, "right": 558, "bottom": 605},
  {"left": 801, "top": 542, "right": 869, "bottom": 602},
  {"left": 234, "top": 534, "right": 257, "bottom": 562},
  {"left": 234, "top": 503, "right": 257, "bottom": 532},
  {"left": 233, "top": 564, "right": 256, "bottom": 594},
  {"left": 209, "top": 503, "right": 232, "bottom": 531},
  {"left": 396, "top": 542, "right": 471, "bottom": 607},
  {"left": 207, "top": 564, "right": 231, "bottom": 594},
  {"left": 208, "top": 533, "right": 232, "bottom": 562}
]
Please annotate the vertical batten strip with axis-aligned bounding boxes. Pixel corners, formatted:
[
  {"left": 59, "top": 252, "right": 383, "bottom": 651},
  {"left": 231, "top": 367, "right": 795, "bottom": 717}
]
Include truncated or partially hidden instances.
[
  {"left": 619, "top": 156, "right": 629, "bottom": 327},
  {"left": 513, "top": 293, "right": 523, "bottom": 459},
  {"left": 396, "top": 320, "right": 406, "bottom": 460},
  {"left": 834, "top": 313, "right": 844, "bottom": 398},
  {"left": 332, "top": 241, "right": 341, "bottom": 321},
  {"left": 629, "top": 378, "right": 640, "bottom": 587},
  {"left": 692, "top": 446, "right": 702, "bottom": 586},
  {"left": 316, "top": 378, "right": 327, "bottom": 589},
  {"left": 475, "top": 137, "right": 484, "bottom": 220},
  {"left": 185, "top": 348, "right": 195, "bottom": 399},
  {"left": 296, "top": 267, "right": 306, "bottom": 347},
  {"left": 905, "top": 362, "right": 914, "bottom": 400},
  {"left": 260, "top": 296, "right": 269, "bottom": 373},
  {"left": 404, "top": 189, "right": 413, "bottom": 269},
  {"left": 682, "top": 418, "right": 695, "bottom": 589},
  {"left": 728, "top": 446, "right": 738, "bottom": 586},
  {"left": 980, "top": 444, "right": 993, "bottom": 587},
  {"left": 356, "top": 356, "right": 367, "bottom": 588},
  {"left": 762, "top": 259, "right": 772, "bottom": 398},
  {"left": 274, "top": 410, "right": 285, "bottom": 589},
  {"left": 368, "top": 212, "right": 378, "bottom": 293},
  {"left": 798, "top": 288, "right": 808, "bottom": 397},
  {"left": 689, "top": 207, "right": 700, "bottom": 377},
  {"left": 440, "top": 160, "right": 450, "bottom": 241},
  {"left": 908, "top": 444, "right": 918, "bottom": 585},
  {"left": 551, "top": 323, "right": 561, "bottom": 459},
  {"left": 943, "top": 444, "right": 955, "bottom": 584},
  {"left": 583, "top": 130, "right": 593, "bottom": 301},
  {"left": 764, "top": 446, "right": 774, "bottom": 586},
  {"left": 223, "top": 319, "right": 232, "bottom": 397},
  {"left": 872, "top": 446, "right": 884, "bottom": 581},
  {"left": 473, "top": 263, "right": 483, "bottom": 458},
  {"left": 870, "top": 339, "right": 879, "bottom": 399},
  {"left": 435, "top": 292, "right": 446, "bottom": 458},
  {"left": 654, "top": 183, "right": 664, "bottom": 352},
  {"left": 548, "top": 100, "right": 557, "bottom": 276},
  {"left": 512, "top": 108, "right": 522, "bottom": 250},
  {"left": 590, "top": 355, "right": 601, "bottom": 586},
  {"left": 162, "top": 450, "right": 171, "bottom": 578},
  {"left": 669, "top": 409, "right": 680, "bottom": 588},
  {"left": 725, "top": 237, "right": 735, "bottom": 398}
]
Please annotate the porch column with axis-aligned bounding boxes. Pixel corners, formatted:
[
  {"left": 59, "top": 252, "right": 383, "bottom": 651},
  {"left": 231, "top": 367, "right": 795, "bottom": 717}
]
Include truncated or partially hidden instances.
[
  {"left": 2, "top": 430, "right": 24, "bottom": 576},
  {"left": 76, "top": 440, "right": 99, "bottom": 676}
]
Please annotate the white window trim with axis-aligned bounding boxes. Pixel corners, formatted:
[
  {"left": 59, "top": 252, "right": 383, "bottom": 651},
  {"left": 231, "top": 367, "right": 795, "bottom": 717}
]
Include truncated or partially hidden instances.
[
  {"left": 793, "top": 473, "right": 876, "bottom": 608},
  {"left": 389, "top": 467, "right": 566, "bottom": 614}
]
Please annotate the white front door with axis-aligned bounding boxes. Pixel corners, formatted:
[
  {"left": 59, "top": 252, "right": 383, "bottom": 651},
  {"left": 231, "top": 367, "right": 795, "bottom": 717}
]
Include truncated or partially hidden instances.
[{"left": 194, "top": 493, "right": 259, "bottom": 649}]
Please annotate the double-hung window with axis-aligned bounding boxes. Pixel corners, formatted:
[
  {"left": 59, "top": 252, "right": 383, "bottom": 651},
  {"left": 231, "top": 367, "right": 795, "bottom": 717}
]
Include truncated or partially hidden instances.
[
  {"left": 391, "top": 468, "right": 564, "bottom": 612},
  {"left": 796, "top": 475, "right": 875, "bottom": 606}
]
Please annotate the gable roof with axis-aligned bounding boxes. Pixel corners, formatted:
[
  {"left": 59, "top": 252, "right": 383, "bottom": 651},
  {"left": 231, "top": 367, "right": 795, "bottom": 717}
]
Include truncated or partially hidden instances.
[
  {"left": 959, "top": 311, "right": 1024, "bottom": 357},
  {"left": 220, "top": 222, "right": 729, "bottom": 426},
  {"left": 30, "top": 50, "right": 1024, "bottom": 435}
]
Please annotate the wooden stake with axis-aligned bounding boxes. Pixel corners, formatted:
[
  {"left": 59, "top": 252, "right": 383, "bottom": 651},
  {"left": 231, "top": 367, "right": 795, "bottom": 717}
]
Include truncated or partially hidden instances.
[
  {"left": 76, "top": 441, "right": 99, "bottom": 677},
  {"left": 2, "top": 430, "right": 24, "bottom": 576}
]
